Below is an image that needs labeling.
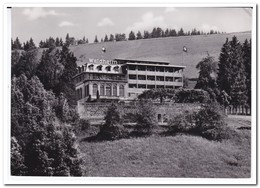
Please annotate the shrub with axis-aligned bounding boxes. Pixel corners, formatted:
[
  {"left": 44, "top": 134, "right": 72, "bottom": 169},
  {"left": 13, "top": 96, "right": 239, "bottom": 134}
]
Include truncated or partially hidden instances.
[
  {"left": 167, "top": 110, "right": 197, "bottom": 134},
  {"left": 97, "top": 103, "right": 128, "bottom": 140},
  {"left": 167, "top": 103, "right": 232, "bottom": 141},
  {"left": 195, "top": 103, "right": 231, "bottom": 141},
  {"left": 175, "top": 89, "right": 209, "bottom": 103},
  {"left": 11, "top": 137, "right": 26, "bottom": 176},
  {"left": 133, "top": 100, "right": 157, "bottom": 136}
]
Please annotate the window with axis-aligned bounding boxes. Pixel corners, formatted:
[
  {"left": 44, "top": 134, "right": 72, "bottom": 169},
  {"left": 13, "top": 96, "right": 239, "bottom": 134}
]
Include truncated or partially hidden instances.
[
  {"left": 85, "top": 85, "right": 89, "bottom": 97},
  {"left": 106, "top": 66, "right": 111, "bottom": 71},
  {"left": 165, "top": 67, "right": 173, "bottom": 72},
  {"left": 97, "top": 65, "right": 102, "bottom": 71},
  {"left": 156, "top": 67, "right": 164, "bottom": 72},
  {"left": 156, "top": 85, "right": 164, "bottom": 89},
  {"left": 138, "top": 66, "right": 146, "bottom": 71},
  {"left": 119, "top": 85, "right": 124, "bottom": 97},
  {"left": 138, "top": 75, "right": 146, "bottom": 80},
  {"left": 113, "top": 85, "right": 117, "bottom": 96},
  {"left": 156, "top": 76, "right": 164, "bottom": 81},
  {"left": 138, "top": 84, "right": 146, "bottom": 89},
  {"left": 129, "top": 84, "right": 137, "bottom": 88},
  {"left": 106, "top": 84, "right": 111, "bottom": 96},
  {"left": 129, "top": 65, "right": 136, "bottom": 70},
  {"left": 147, "top": 66, "right": 155, "bottom": 71},
  {"left": 147, "top": 76, "right": 155, "bottom": 81},
  {"left": 129, "top": 74, "right": 137, "bottom": 80},
  {"left": 166, "top": 77, "right": 173, "bottom": 82},
  {"left": 114, "top": 66, "right": 119, "bottom": 72},
  {"left": 100, "top": 84, "right": 105, "bottom": 96},
  {"left": 88, "top": 64, "right": 94, "bottom": 71},
  {"left": 79, "top": 88, "right": 82, "bottom": 99},
  {"left": 175, "top": 78, "right": 182, "bottom": 82},
  {"left": 93, "top": 84, "right": 98, "bottom": 96},
  {"left": 147, "top": 85, "right": 155, "bottom": 89}
]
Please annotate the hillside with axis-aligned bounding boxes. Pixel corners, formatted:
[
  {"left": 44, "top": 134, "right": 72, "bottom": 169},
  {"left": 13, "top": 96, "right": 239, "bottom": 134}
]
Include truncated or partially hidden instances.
[{"left": 70, "top": 32, "right": 251, "bottom": 78}]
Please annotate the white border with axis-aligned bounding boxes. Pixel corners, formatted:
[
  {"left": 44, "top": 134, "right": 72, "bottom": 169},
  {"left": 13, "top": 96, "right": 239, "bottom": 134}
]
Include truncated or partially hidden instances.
[{"left": 2, "top": 2, "right": 257, "bottom": 185}]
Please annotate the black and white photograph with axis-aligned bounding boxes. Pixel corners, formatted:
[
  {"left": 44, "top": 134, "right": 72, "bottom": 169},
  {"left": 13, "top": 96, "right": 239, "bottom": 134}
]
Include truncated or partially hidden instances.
[{"left": 3, "top": 2, "right": 257, "bottom": 185}]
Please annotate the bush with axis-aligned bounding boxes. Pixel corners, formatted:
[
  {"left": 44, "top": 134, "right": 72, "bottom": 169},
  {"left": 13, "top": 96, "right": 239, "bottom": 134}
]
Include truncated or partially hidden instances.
[
  {"left": 175, "top": 89, "right": 209, "bottom": 103},
  {"left": 167, "top": 103, "right": 231, "bottom": 141},
  {"left": 133, "top": 100, "right": 157, "bottom": 136},
  {"left": 167, "top": 110, "right": 197, "bottom": 134},
  {"left": 97, "top": 103, "right": 128, "bottom": 140},
  {"left": 195, "top": 103, "right": 231, "bottom": 141},
  {"left": 11, "top": 137, "right": 26, "bottom": 176}
]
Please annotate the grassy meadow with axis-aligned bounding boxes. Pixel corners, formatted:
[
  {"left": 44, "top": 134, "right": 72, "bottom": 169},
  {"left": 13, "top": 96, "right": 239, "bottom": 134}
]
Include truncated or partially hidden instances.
[
  {"left": 78, "top": 115, "right": 251, "bottom": 178},
  {"left": 70, "top": 32, "right": 251, "bottom": 78}
]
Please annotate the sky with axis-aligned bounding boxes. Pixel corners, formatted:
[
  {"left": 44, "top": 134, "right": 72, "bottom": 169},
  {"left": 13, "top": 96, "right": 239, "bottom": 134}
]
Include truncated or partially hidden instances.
[{"left": 11, "top": 7, "right": 252, "bottom": 45}]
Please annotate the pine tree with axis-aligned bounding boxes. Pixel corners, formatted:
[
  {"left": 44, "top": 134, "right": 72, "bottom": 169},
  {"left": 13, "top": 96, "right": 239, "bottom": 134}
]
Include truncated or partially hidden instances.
[
  {"left": 58, "top": 45, "right": 78, "bottom": 106},
  {"left": 217, "top": 36, "right": 248, "bottom": 107},
  {"left": 55, "top": 37, "right": 60, "bottom": 47},
  {"left": 242, "top": 39, "right": 251, "bottom": 107},
  {"left": 136, "top": 31, "right": 143, "bottom": 40},
  {"left": 94, "top": 35, "right": 99, "bottom": 43},
  {"left": 109, "top": 34, "right": 114, "bottom": 42},
  {"left": 156, "top": 27, "right": 163, "bottom": 38},
  {"left": 128, "top": 31, "right": 136, "bottom": 40},
  {"left": 13, "top": 37, "right": 22, "bottom": 50},
  {"left": 178, "top": 28, "right": 185, "bottom": 36},
  {"left": 151, "top": 27, "right": 157, "bottom": 38},
  {"left": 39, "top": 40, "right": 44, "bottom": 48},
  {"left": 65, "top": 33, "right": 70, "bottom": 45},
  {"left": 12, "top": 50, "right": 38, "bottom": 78},
  {"left": 104, "top": 34, "right": 108, "bottom": 42},
  {"left": 217, "top": 38, "right": 231, "bottom": 94},
  {"left": 59, "top": 38, "right": 64, "bottom": 46},
  {"left": 164, "top": 28, "right": 169, "bottom": 37},
  {"left": 143, "top": 30, "right": 150, "bottom": 39},
  {"left": 36, "top": 48, "right": 63, "bottom": 91}
]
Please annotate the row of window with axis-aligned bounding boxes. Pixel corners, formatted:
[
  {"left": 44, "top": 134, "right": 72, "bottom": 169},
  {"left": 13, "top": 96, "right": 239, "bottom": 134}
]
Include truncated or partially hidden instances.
[
  {"left": 128, "top": 65, "right": 182, "bottom": 73},
  {"left": 128, "top": 84, "right": 179, "bottom": 89},
  {"left": 76, "top": 84, "right": 125, "bottom": 99},
  {"left": 88, "top": 64, "right": 120, "bottom": 72},
  {"left": 129, "top": 75, "right": 182, "bottom": 82},
  {"left": 75, "top": 73, "right": 127, "bottom": 83}
]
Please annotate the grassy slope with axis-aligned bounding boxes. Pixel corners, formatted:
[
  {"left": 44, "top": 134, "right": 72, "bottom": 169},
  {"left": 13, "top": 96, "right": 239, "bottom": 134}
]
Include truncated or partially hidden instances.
[
  {"left": 79, "top": 116, "right": 251, "bottom": 177},
  {"left": 70, "top": 32, "right": 251, "bottom": 78}
]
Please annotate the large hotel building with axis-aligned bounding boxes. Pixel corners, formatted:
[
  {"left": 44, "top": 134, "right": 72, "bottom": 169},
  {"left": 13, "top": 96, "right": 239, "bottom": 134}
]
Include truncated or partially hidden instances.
[{"left": 73, "top": 58, "right": 185, "bottom": 102}]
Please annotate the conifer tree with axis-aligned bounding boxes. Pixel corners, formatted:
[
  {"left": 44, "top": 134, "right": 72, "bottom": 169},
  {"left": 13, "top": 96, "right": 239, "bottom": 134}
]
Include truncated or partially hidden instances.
[
  {"left": 104, "top": 34, "right": 108, "bottom": 42},
  {"left": 128, "top": 31, "right": 136, "bottom": 40},
  {"left": 109, "top": 34, "right": 114, "bottom": 42},
  {"left": 217, "top": 36, "right": 248, "bottom": 107},
  {"left": 242, "top": 39, "right": 251, "bottom": 107},
  {"left": 136, "top": 31, "right": 143, "bottom": 40},
  {"left": 94, "top": 35, "right": 99, "bottom": 43},
  {"left": 13, "top": 37, "right": 22, "bottom": 50}
]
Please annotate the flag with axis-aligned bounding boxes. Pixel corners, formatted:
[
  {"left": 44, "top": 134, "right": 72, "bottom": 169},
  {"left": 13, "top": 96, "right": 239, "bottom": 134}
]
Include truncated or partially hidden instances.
[
  {"left": 102, "top": 46, "right": 106, "bottom": 53},
  {"left": 183, "top": 46, "right": 187, "bottom": 53}
]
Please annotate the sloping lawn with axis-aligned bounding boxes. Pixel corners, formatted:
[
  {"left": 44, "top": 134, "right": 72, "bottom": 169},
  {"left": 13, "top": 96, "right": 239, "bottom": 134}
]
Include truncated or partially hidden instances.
[{"left": 79, "top": 116, "right": 251, "bottom": 178}]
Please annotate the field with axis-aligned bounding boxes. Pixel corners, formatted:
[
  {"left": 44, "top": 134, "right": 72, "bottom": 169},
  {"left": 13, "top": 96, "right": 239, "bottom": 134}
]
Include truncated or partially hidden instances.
[
  {"left": 69, "top": 32, "right": 251, "bottom": 78},
  {"left": 78, "top": 115, "right": 251, "bottom": 178}
]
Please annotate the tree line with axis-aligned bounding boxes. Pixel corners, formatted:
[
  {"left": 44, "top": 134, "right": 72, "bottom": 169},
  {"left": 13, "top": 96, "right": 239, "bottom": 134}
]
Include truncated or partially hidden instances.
[
  {"left": 96, "top": 27, "right": 223, "bottom": 43},
  {"left": 11, "top": 43, "right": 84, "bottom": 176},
  {"left": 12, "top": 26, "right": 222, "bottom": 50},
  {"left": 194, "top": 36, "right": 251, "bottom": 109}
]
